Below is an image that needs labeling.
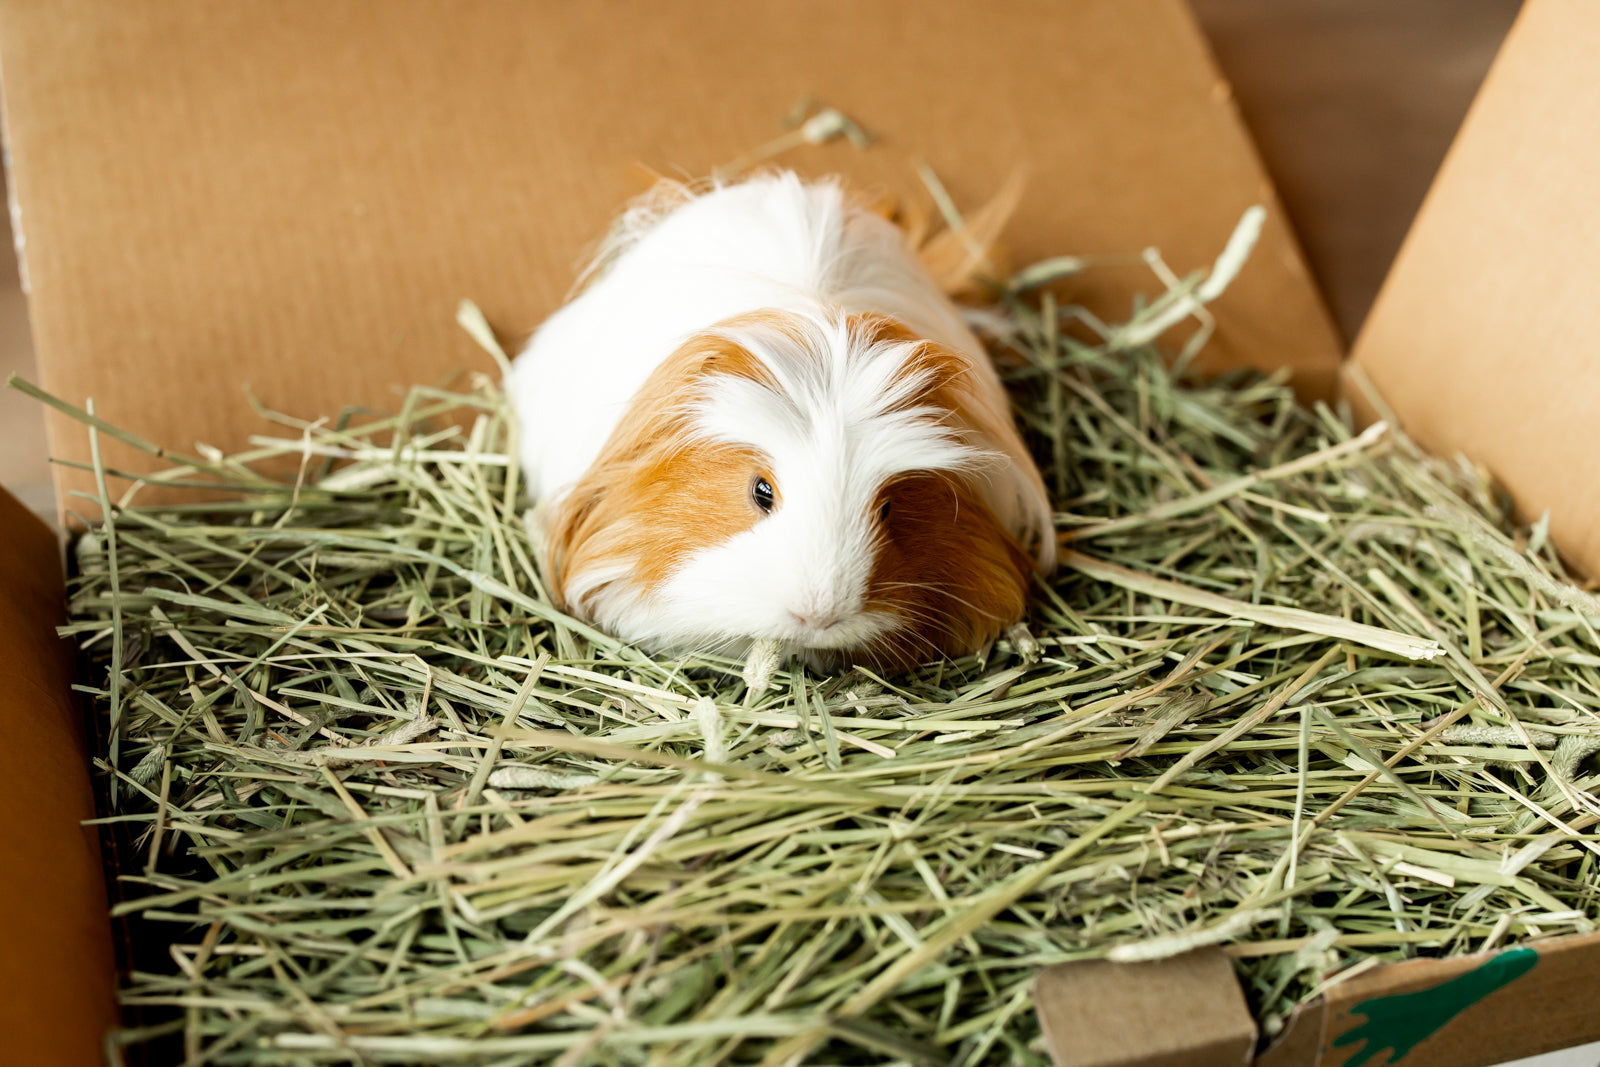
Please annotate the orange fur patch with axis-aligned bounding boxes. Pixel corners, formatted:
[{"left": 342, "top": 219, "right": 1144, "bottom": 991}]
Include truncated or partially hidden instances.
[{"left": 543, "top": 318, "right": 780, "bottom": 611}]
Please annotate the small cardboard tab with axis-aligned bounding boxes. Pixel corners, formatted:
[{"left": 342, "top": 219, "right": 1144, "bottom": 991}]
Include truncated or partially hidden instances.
[
  {"left": 1035, "top": 949, "right": 1257, "bottom": 1067},
  {"left": 1349, "top": 0, "right": 1600, "bottom": 577}
]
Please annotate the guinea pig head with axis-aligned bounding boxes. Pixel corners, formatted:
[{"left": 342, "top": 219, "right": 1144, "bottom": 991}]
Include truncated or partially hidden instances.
[{"left": 542, "top": 309, "right": 1043, "bottom": 671}]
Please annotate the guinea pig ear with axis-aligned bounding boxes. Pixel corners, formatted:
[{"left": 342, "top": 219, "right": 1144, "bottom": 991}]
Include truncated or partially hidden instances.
[{"left": 541, "top": 337, "right": 720, "bottom": 609}]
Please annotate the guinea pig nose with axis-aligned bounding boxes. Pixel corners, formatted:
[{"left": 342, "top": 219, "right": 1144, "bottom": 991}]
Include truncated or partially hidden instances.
[{"left": 790, "top": 610, "right": 842, "bottom": 631}]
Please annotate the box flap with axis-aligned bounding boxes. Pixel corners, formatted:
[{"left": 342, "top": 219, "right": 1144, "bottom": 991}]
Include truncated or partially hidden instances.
[
  {"left": 0, "top": 0, "right": 1341, "bottom": 515},
  {"left": 0, "top": 486, "right": 117, "bottom": 1063},
  {"left": 1318, "top": 932, "right": 1600, "bottom": 1067},
  {"left": 1035, "top": 949, "right": 1257, "bottom": 1067},
  {"left": 1348, "top": 0, "right": 1600, "bottom": 576}
]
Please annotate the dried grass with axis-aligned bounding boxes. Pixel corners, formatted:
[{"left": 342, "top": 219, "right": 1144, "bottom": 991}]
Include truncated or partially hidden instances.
[{"left": 20, "top": 208, "right": 1600, "bottom": 1066}]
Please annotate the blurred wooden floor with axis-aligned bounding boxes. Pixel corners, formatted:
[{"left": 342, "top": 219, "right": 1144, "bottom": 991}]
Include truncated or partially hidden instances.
[{"left": 0, "top": 0, "right": 1523, "bottom": 524}]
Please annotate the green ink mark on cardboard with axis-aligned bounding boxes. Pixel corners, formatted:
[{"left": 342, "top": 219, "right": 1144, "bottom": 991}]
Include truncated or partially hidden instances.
[{"left": 1331, "top": 947, "right": 1538, "bottom": 1066}]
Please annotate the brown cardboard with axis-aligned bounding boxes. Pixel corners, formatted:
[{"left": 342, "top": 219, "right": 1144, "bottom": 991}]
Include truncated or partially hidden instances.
[
  {"left": 1253, "top": 1001, "right": 1324, "bottom": 1067},
  {"left": 1348, "top": 0, "right": 1600, "bottom": 578},
  {"left": 1034, "top": 949, "right": 1257, "bottom": 1067},
  {"left": 0, "top": 486, "right": 117, "bottom": 1064},
  {"left": 2, "top": 2, "right": 1599, "bottom": 1065},
  {"left": 0, "top": 0, "right": 1340, "bottom": 522},
  {"left": 1316, "top": 933, "right": 1600, "bottom": 1067},
  {"left": 1040, "top": 931, "right": 1600, "bottom": 1067}
]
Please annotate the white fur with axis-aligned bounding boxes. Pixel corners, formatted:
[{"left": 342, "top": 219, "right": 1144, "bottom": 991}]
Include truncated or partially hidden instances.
[{"left": 506, "top": 172, "right": 1053, "bottom": 656}]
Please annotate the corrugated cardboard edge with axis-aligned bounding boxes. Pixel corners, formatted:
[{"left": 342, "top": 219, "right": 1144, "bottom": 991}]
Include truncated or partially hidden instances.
[
  {"left": 1178, "top": 0, "right": 1346, "bottom": 352},
  {"left": 1346, "top": 0, "right": 1600, "bottom": 578},
  {"left": 0, "top": 486, "right": 118, "bottom": 1065},
  {"left": 1034, "top": 949, "right": 1256, "bottom": 1067},
  {"left": 0, "top": 55, "right": 31, "bottom": 295},
  {"left": 1170, "top": 0, "right": 1344, "bottom": 380}
]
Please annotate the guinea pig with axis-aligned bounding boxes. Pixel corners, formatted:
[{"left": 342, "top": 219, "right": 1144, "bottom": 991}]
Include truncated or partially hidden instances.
[{"left": 505, "top": 170, "right": 1054, "bottom": 671}]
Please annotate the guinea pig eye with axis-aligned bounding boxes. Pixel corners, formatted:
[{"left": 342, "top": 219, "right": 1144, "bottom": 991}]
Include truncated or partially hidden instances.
[
  {"left": 878, "top": 499, "right": 891, "bottom": 523},
  {"left": 751, "top": 476, "right": 776, "bottom": 514}
]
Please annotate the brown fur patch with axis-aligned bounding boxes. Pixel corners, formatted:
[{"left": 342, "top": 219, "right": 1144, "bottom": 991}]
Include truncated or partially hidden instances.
[
  {"left": 863, "top": 471, "right": 1033, "bottom": 671},
  {"left": 543, "top": 320, "right": 780, "bottom": 610},
  {"left": 841, "top": 313, "right": 1036, "bottom": 669}
]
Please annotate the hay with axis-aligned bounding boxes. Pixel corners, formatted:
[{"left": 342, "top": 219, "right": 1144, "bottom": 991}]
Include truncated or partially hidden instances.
[{"left": 24, "top": 214, "right": 1600, "bottom": 1066}]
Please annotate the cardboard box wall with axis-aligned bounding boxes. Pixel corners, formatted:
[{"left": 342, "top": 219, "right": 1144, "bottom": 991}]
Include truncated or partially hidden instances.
[
  {"left": 1346, "top": 0, "right": 1600, "bottom": 574},
  {"left": 0, "top": 1, "right": 1595, "bottom": 1064}
]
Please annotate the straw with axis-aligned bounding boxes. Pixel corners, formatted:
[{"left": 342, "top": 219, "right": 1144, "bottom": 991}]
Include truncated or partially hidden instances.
[{"left": 32, "top": 207, "right": 1600, "bottom": 1066}]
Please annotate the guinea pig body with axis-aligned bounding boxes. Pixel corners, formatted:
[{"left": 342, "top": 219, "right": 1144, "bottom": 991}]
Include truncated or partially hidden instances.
[{"left": 506, "top": 171, "right": 1053, "bottom": 670}]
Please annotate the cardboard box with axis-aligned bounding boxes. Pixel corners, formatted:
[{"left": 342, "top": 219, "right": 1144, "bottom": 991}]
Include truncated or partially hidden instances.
[{"left": 0, "top": 1, "right": 1594, "bottom": 1064}]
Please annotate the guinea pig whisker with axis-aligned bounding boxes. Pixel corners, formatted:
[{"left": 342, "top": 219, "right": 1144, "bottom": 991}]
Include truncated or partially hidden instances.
[
  {"left": 869, "top": 627, "right": 945, "bottom": 669},
  {"left": 875, "top": 582, "right": 1013, "bottom": 625},
  {"left": 872, "top": 598, "right": 936, "bottom": 624},
  {"left": 861, "top": 611, "right": 945, "bottom": 661}
]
